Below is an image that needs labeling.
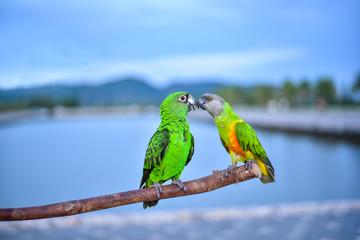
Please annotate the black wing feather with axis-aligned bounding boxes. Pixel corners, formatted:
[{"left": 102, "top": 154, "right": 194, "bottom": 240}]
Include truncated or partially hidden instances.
[
  {"left": 185, "top": 133, "right": 195, "bottom": 166},
  {"left": 139, "top": 130, "right": 170, "bottom": 188}
]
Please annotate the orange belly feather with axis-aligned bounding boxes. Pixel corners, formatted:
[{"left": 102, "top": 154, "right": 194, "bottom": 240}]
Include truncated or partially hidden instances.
[
  {"left": 226, "top": 120, "right": 246, "bottom": 156},
  {"left": 226, "top": 120, "right": 268, "bottom": 175}
]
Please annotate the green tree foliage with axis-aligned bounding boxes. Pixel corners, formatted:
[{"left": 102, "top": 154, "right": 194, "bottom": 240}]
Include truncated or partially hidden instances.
[
  {"left": 215, "top": 86, "right": 246, "bottom": 104},
  {"left": 298, "top": 80, "right": 312, "bottom": 105},
  {"left": 281, "top": 80, "right": 297, "bottom": 105},
  {"left": 314, "top": 77, "right": 337, "bottom": 104},
  {"left": 352, "top": 72, "right": 360, "bottom": 92},
  {"left": 28, "top": 96, "right": 55, "bottom": 109},
  {"left": 214, "top": 77, "right": 350, "bottom": 107},
  {"left": 252, "top": 85, "right": 276, "bottom": 105},
  {"left": 215, "top": 85, "right": 276, "bottom": 106},
  {"left": 60, "top": 98, "right": 79, "bottom": 107},
  {"left": 0, "top": 101, "right": 27, "bottom": 111}
]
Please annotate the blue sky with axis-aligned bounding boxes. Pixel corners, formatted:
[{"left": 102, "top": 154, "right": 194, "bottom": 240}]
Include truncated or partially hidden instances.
[{"left": 0, "top": 0, "right": 359, "bottom": 89}]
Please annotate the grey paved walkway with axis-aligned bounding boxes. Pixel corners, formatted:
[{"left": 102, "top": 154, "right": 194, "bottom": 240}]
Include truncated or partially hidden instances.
[
  {"left": 192, "top": 108, "right": 360, "bottom": 139},
  {"left": 1, "top": 200, "right": 359, "bottom": 240}
]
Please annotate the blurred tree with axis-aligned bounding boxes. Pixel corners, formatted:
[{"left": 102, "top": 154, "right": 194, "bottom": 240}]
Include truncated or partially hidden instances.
[
  {"left": 298, "top": 79, "right": 312, "bottom": 105},
  {"left": 215, "top": 86, "right": 246, "bottom": 104},
  {"left": 215, "top": 85, "right": 276, "bottom": 106},
  {"left": 0, "top": 101, "right": 27, "bottom": 111},
  {"left": 252, "top": 85, "right": 276, "bottom": 105},
  {"left": 281, "top": 79, "right": 297, "bottom": 106},
  {"left": 315, "top": 77, "right": 337, "bottom": 104},
  {"left": 60, "top": 98, "right": 79, "bottom": 107},
  {"left": 28, "top": 96, "right": 55, "bottom": 109},
  {"left": 352, "top": 72, "right": 360, "bottom": 92}
]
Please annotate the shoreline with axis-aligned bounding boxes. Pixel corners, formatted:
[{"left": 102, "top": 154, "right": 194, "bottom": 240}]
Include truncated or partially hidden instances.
[
  {"left": 1, "top": 199, "right": 359, "bottom": 229},
  {"left": 1, "top": 106, "right": 360, "bottom": 140}
]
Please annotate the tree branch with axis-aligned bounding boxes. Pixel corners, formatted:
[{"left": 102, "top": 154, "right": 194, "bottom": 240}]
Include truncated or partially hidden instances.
[{"left": 0, "top": 164, "right": 261, "bottom": 221}]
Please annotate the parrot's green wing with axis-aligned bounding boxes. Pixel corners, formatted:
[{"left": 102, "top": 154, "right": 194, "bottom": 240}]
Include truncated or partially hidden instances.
[
  {"left": 185, "top": 133, "right": 195, "bottom": 166},
  {"left": 234, "top": 121, "right": 274, "bottom": 170},
  {"left": 140, "top": 129, "right": 170, "bottom": 188}
]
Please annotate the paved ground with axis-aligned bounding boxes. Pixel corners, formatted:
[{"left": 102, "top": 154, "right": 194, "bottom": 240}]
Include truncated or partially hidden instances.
[
  {"left": 1, "top": 200, "right": 359, "bottom": 240},
  {"left": 192, "top": 108, "right": 360, "bottom": 139}
]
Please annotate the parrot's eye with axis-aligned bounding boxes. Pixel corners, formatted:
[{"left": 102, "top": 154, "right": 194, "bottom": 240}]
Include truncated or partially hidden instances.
[
  {"left": 207, "top": 97, "right": 212, "bottom": 101},
  {"left": 178, "top": 95, "right": 187, "bottom": 102}
]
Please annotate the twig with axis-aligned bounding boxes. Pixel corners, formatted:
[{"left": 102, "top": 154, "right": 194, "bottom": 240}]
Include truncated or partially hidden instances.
[{"left": 0, "top": 164, "right": 261, "bottom": 221}]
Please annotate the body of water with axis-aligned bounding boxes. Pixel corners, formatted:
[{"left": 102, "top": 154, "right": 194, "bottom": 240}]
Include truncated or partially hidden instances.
[{"left": 0, "top": 113, "right": 359, "bottom": 213}]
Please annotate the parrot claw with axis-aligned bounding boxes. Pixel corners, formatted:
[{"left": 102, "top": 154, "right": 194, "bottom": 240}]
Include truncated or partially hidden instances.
[
  {"left": 245, "top": 159, "right": 258, "bottom": 173},
  {"left": 150, "top": 182, "right": 163, "bottom": 199},
  {"left": 225, "top": 164, "right": 237, "bottom": 177},
  {"left": 171, "top": 179, "right": 187, "bottom": 193}
]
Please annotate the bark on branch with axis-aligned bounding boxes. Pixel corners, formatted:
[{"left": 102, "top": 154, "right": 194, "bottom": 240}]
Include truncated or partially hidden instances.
[{"left": 0, "top": 164, "right": 261, "bottom": 221}]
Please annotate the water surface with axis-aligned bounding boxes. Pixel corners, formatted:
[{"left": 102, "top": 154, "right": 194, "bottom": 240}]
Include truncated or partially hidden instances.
[{"left": 0, "top": 113, "right": 359, "bottom": 213}]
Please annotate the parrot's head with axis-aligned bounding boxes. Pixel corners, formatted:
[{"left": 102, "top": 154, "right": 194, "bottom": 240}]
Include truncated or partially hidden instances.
[
  {"left": 197, "top": 93, "right": 226, "bottom": 118},
  {"left": 160, "top": 92, "right": 196, "bottom": 118}
]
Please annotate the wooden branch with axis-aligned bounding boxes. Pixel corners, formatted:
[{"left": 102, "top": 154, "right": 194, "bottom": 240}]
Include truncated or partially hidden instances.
[{"left": 0, "top": 164, "right": 261, "bottom": 221}]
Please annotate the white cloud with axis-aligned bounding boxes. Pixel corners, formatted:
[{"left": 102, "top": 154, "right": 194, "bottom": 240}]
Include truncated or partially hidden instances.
[
  {"left": 87, "top": 47, "right": 306, "bottom": 83},
  {"left": 0, "top": 47, "right": 306, "bottom": 88}
]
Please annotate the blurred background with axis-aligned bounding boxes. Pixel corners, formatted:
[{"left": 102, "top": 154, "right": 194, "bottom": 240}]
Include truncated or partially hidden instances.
[{"left": 0, "top": 1, "right": 359, "bottom": 240}]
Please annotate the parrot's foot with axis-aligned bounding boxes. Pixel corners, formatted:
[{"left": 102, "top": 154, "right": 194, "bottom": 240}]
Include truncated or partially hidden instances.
[
  {"left": 150, "top": 182, "right": 163, "bottom": 199},
  {"left": 245, "top": 159, "right": 258, "bottom": 172},
  {"left": 171, "top": 179, "right": 187, "bottom": 193},
  {"left": 225, "top": 164, "right": 237, "bottom": 177}
]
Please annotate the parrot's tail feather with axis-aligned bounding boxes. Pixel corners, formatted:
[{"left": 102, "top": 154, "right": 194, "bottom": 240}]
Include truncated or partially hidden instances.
[
  {"left": 260, "top": 166, "right": 275, "bottom": 184},
  {"left": 257, "top": 157, "right": 275, "bottom": 184},
  {"left": 143, "top": 200, "right": 159, "bottom": 209}
]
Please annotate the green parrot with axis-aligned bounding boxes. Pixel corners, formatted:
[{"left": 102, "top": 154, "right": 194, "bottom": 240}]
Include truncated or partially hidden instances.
[
  {"left": 140, "top": 92, "right": 196, "bottom": 209},
  {"left": 197, "top": 93, "right": 275, "bottom": 183}
]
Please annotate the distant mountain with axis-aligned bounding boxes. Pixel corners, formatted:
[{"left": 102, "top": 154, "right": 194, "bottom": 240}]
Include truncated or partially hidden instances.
[
  {"left": 0, "top": 78, "right": 226, "bottom": 106},
  {"left": 76, "top": 78, "right": 163, "bottom": 105},
  {"left": 165, "top": 82, "right": 224, "bottom": 99}
]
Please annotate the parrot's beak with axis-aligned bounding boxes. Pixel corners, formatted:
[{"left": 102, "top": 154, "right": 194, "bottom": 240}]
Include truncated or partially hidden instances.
[
  {"left": 187, "top": 94, "right": 196, "bottom": 111},
  {"left": 197, "top": 98, "right": 206, "bottom": 110}
]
